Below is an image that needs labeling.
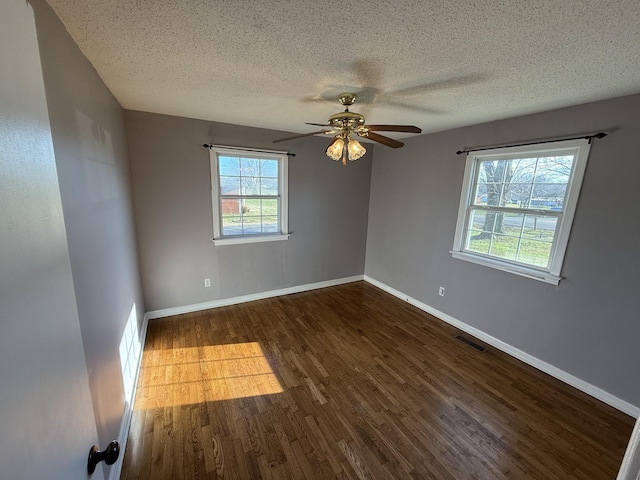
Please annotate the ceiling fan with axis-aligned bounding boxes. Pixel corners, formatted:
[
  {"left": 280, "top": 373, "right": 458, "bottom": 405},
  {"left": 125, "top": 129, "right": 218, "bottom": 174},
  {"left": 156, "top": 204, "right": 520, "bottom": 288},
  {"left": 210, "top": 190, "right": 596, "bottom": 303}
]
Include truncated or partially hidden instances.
[{"left": 273, "top": 93, "right": 422, "bottom": 165}]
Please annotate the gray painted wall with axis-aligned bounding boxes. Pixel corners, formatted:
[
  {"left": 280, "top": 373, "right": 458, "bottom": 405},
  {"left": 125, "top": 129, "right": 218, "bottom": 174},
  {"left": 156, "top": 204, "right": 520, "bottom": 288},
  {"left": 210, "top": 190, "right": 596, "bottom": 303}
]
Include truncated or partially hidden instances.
[
  {"left": 125, "top": 110, "right": 372, "bottom": 312},
  {"left": 0, "top": 1, "right": 103, "bottom": 478},
  {"left": 31, "top": 0, "right": 145, "bottom": 466},
  {"left": 365, "top": 93, "right": 640, "bottom": 407}
]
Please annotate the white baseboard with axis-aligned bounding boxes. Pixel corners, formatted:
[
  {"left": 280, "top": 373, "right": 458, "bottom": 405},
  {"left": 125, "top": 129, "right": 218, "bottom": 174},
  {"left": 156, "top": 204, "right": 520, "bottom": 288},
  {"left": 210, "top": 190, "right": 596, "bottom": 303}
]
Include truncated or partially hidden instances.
[
  {"left": 109, "top": 313, "right": 149, "bottom": 480},
  {"left": 364, "top": 275, "right": 640, "bottom": 419},
  {"left": 145, "top": 275, "right": 365, "bottom": 320}
]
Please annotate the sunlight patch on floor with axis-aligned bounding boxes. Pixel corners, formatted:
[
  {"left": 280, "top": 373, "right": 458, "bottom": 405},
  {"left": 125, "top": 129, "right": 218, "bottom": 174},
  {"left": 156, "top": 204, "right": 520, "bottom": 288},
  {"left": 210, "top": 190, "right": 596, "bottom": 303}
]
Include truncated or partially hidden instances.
[{"left": 136, "top": 342, "right": 283, "bottom": 408}]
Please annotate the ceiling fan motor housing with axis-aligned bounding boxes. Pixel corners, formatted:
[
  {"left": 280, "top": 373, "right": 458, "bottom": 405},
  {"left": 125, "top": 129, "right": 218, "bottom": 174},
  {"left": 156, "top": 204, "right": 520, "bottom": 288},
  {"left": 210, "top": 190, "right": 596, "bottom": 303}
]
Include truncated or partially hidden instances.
[{"left": 328, "top": 111, "right": 366, "bottom": 130}]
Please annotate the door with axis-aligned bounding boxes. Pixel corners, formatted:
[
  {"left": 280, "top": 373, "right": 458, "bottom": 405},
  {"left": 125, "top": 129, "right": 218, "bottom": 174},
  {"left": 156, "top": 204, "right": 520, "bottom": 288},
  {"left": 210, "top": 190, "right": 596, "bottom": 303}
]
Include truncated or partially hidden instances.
[{"left": 0, "top": 1, "right": 104, "bottom": 478}]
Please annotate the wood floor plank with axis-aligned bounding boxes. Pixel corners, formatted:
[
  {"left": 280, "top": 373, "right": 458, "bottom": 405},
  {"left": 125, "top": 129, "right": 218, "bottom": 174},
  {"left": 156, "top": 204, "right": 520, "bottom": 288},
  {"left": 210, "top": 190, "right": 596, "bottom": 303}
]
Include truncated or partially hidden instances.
[{"left": 120, "top": 281, "right": 634, "bottom": 479}]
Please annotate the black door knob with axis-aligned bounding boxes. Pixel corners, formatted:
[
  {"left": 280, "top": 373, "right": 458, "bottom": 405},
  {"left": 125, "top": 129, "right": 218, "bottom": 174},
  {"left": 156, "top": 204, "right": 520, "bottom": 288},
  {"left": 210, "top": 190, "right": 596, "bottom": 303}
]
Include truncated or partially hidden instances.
[{"left": 87, "top": 440, "right": 120, "bottom": 474}]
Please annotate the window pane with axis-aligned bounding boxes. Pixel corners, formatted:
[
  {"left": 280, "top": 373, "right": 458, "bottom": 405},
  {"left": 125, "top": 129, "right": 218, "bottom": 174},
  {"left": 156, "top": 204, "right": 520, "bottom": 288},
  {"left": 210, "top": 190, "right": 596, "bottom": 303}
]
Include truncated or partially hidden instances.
[
  {"left": 240, "top": 175, "right": 260, "bottom": 195},
  {"left": 535, "top": 156, "right": 572, "bottom": 184},
  {"left": 531, "top": 155, "right": 573, "bottom": 209},
  {"left": 262, "top": 216, "right": 279, "bottom": 233},
  {"left": 240, "top": 157, "right": 260, "bottom": 176},
  {"left": 489, "top": 234, "right": 518, "bottom": 260},
  {"left": 531, "top": 183, "right": 567, "bottom": 209},
  {"left": 473, "top": 183, "right": 488, "bottom": 205},
  {"left": 261, "top": 198, "right": 278, "bottom": 216},
  {"left": 509, "top": 157, "right": 537, "bottom": 181},
  {"left": 517, "top": 239, "right": 552, "bottom": 267},
  {"left": 219, "top": 156, "right": 240, "bottom": 176},
  {"left": 474, "top": 182, "right": 502, "bottom": 206},
  {"left": 220, "top": 176, "right": 239, "bottom": 195},
  {"left": 466, "top": 230, "right": 490, "bottom": 255},
  {"left": 260, "top": 159, "right": 278, "bottom": 178},
  {"left": 469, "top": 209, "right": 493, "bottom": 233},
  {"left": 220, "top": 198, "right": 240, "bottom": 215},
  {"left": 522, "top": 215, "right": 557, "bottom": 242},
  {"left": 241, "top": 199, "right": 261, "bottom": 216},
  {"left": 476, "top": 160, "right": 507, "bottom": 206},
  {"left": 261, "top": 178, "right": 278, "bottom": 195},
  {"left": 241, "top": 219, "right": 262, "bottom": 235},
  {"left": 466, "top": 210, "right": 494, "bottom": 253},
  {"left": 503, "top": 183, "right": 532, "bottom": 207},
  {"left": 502, "top": 211, "right": 524, "bottom": 230},
  {"left": 468, "top": 210, "right": 520, "bottom": 236},
  {"left": 222, "top": 215, "right": 242, "bottom": 236}
]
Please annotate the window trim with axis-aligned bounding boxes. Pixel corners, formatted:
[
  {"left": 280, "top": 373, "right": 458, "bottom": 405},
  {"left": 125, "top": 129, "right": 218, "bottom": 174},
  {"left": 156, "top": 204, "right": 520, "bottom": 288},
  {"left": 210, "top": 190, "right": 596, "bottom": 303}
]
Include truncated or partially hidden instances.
[
  {"left": 451, "top": 138, "right": 592, "bottom": 284},
  {"left": 209, "top": 146, "right": 289, "bottom": 246}
]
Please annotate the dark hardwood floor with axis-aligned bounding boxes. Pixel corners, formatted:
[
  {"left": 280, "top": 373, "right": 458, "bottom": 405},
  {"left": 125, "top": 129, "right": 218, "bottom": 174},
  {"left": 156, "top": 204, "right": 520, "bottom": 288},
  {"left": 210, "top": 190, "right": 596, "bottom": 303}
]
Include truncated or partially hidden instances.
[{"left": 120, "top": 281, "right": 634, "bottom": 479}]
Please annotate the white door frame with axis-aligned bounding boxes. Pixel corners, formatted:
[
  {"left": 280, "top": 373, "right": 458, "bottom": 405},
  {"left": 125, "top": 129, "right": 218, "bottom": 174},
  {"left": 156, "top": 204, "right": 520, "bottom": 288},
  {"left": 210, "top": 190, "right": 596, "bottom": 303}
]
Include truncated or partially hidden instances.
[{"left": 618, "top": 417, "right": 640, "bottom": 480}]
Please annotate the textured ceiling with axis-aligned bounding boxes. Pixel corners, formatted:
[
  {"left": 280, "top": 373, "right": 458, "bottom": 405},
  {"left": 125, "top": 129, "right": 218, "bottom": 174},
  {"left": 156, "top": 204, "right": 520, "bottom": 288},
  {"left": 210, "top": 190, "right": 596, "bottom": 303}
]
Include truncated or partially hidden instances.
[{"left": 46, "top": 0, "right": 640, "bottom": 139}]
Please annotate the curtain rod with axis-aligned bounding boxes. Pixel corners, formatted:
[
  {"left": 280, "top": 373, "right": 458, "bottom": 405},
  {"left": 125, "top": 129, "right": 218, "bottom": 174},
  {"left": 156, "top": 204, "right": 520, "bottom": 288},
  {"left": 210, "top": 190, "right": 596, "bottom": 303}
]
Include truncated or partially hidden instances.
[
  {"left": 202, "top": 143, "right": 296, "bottom": 157},
  {"left": 455, "top": 132, "right": 607, "bottom": 155}
]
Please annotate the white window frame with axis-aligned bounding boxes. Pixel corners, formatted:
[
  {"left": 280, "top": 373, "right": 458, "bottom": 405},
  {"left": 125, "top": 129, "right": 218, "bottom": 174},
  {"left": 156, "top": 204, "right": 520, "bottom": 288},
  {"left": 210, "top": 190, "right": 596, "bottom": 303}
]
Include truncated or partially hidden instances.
[
  {"left": 209, "top": 146, "right": 289, "bottom": 246},
  {"left": 451, "top": 138, "right": 592, "bottom": 284}
]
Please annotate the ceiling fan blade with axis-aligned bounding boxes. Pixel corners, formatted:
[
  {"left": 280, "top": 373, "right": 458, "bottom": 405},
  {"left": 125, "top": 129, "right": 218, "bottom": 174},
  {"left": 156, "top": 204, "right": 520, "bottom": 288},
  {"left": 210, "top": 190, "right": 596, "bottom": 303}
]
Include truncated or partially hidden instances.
[
  {"left": 273, "top": 130, "right": 333, "bottom": 143},
  {"left": 305, "top": 122, "right": 331, "bottom": 127},
  {"left": 361, "top": 132, "right": 404, "bottom": 148},
  {"left": 365, "top": 125, "right": 422, "bottom": 133}
]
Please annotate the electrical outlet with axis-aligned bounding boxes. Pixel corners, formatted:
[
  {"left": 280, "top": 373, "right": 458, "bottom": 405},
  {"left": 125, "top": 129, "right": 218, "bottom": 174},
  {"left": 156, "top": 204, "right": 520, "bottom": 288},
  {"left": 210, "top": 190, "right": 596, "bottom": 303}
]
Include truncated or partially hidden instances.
[
  {"left": 204, "top": 278, "right": 211, "bottom": 288},
  {"left": 438, "top": 286, "right": 445, "bottom": 297}
]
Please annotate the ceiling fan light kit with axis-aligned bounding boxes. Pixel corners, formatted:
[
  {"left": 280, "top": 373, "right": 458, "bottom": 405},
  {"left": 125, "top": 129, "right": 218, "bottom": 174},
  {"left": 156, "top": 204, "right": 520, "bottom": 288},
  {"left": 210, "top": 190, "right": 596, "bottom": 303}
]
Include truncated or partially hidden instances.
[
  {"left": 326, "top": 136, "right": 366, "bottom": 165},
  {"left": 274, "top": 93, "right": 422, "bottom": 165}
]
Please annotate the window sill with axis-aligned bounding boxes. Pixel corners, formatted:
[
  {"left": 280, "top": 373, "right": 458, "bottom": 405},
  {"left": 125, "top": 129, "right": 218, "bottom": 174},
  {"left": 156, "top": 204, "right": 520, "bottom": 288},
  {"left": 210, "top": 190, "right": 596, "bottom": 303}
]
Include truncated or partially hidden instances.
[
  {"left": 450, "top": 250, "right": 561, "bottom": 285},
  {"left": 213, "top": 233, "right": 290, "bottom": 246}
]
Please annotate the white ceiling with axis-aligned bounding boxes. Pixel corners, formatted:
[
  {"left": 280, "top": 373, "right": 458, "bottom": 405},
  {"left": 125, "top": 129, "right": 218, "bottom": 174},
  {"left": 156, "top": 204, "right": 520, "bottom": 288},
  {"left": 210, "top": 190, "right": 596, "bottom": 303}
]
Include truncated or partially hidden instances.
[{"left": 46, "top": 0, "right": 640, "bottom": 140}]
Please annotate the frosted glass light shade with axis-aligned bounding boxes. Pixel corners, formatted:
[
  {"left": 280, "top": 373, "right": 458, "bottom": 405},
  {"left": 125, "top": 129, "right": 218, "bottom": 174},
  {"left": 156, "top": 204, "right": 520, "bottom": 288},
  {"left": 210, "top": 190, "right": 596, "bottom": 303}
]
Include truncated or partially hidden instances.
[
  {"left": 326, "top": 137, "right": 344, "bottom": 160},
  {"left": 347, "top": 139, "right": 366, "bottom": 160}
]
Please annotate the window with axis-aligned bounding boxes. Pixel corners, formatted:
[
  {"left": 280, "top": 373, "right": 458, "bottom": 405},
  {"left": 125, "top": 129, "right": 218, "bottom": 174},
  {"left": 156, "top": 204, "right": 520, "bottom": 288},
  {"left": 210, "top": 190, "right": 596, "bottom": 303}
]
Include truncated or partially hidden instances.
[
  {"left": 452, "top": 138, "right": 592, "bottom": 284},
  {"left": 210, "top": 146, "right": 289, "bottom": 246}
]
